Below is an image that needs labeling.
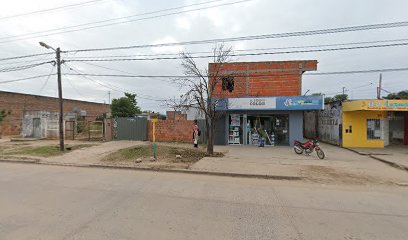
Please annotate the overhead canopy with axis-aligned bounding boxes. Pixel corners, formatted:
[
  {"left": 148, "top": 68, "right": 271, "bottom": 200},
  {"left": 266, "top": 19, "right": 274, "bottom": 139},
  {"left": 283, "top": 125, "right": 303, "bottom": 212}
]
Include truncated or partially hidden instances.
[{"left": 343, "top": 100, "right": 408, "bottom": 112}]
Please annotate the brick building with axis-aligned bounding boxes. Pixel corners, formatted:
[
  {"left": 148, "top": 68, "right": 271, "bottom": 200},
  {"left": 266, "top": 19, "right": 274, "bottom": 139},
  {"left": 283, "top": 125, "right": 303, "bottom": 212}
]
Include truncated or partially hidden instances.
[
  {"left": 0, "top": 91, "right": 110, "bottom": 137},
  {"left": 210, "top": 60, "right": 324, "bottom": 146}
]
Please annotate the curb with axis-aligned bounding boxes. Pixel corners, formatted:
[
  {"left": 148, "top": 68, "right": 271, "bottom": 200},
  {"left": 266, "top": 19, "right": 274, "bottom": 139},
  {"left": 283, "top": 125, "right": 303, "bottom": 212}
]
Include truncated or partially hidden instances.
[
  {"left": 369, "top": 155, "right": 408, "bottom": 172},
  {"left": 343, "top": 147, "right": 408, "bottom": 172},
  {"left": 0, "top": 159, "right": 302, "bottom": 181}
]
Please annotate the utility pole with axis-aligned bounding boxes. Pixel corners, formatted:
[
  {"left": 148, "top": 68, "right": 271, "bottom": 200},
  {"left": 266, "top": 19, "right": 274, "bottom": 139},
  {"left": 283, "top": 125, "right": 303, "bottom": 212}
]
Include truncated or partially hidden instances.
[
  {"left": 377, "top": 73, "right": 382, "bottom": 99},
  {"left": 342, "top": 87, "right": 346, "bottom": 95},
  {"left": 56, "top": 48, "right": 64, "bottom": 151},
  {"left": 39, "top": 42, "right": 64, "bottom": 151}
]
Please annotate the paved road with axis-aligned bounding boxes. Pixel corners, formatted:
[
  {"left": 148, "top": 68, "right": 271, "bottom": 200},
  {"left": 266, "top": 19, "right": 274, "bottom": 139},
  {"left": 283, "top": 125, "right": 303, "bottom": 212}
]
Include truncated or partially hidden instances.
[{"left": 0, "top": 163, "right": 407, "bottom": 240}]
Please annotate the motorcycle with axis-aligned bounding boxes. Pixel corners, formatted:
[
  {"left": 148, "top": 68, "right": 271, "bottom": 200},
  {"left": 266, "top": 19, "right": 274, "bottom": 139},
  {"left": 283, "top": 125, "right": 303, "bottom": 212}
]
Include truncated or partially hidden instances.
[{"left": 293, "top": 139, "right": 325, "bottom": 159}]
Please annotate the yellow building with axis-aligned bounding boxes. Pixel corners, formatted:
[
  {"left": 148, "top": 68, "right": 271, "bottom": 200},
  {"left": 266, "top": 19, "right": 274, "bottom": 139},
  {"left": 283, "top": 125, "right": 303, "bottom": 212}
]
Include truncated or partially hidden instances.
[{"left": 342, "top": 100, "right": 408, "bottom": 148}]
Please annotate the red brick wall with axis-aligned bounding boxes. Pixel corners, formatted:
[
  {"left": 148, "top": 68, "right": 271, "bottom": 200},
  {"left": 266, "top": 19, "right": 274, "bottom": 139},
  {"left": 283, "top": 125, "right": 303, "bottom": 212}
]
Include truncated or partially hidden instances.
[
  {"left": 147, "top": 120, "right": 194, "bottom": 143},
  {"left": 209, "top": 60, "right": 318, "bottom": 98},
  {"left": 166, "top": 111, "right": 187, "bottom": 120},
  {"left": 0, "top": 91, "right": 110, "bottom": 136}
]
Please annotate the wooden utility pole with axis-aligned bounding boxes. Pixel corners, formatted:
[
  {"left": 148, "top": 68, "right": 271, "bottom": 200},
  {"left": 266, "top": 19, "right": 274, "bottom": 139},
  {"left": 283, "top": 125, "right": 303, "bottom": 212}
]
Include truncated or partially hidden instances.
[{"left": 56, "top": 48, "right": 64, "bottom": 151}]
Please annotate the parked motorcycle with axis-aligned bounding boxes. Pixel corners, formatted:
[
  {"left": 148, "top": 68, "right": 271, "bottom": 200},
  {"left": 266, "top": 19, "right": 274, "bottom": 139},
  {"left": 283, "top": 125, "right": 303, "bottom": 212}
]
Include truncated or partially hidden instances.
[{"left": 293, "top": 139, "right": 325, "bottom": 159}]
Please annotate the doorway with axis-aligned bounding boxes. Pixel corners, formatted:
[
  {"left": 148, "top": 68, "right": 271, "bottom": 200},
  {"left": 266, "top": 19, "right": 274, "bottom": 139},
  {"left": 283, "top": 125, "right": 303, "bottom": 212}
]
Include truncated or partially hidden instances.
[
  {"left": 32, "top": 118, "right": 41, "bottom": 138},
  {"left": 247, "top": 115, "right": 289, "bottom": 146}
]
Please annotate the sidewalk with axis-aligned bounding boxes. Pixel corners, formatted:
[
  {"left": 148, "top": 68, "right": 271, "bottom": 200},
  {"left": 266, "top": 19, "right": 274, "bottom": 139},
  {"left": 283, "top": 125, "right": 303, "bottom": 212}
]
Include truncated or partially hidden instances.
[
  {"left": 348, "top": 146, "right": 408, "bottom": 171},
  {"left": 190, "top": 143, "right": 408, "bottom": 185}
]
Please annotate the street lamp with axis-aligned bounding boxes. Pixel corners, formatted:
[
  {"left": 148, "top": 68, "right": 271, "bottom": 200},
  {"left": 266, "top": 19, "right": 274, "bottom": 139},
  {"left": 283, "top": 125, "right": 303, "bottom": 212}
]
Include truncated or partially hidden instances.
[{"left": 39, "top": 42, "right": 64, "bottom": 151}]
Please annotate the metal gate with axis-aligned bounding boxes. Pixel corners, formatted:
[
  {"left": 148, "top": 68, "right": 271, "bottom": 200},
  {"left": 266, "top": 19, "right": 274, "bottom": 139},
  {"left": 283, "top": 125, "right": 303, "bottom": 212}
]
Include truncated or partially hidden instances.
[{"left": 115, "top": 117, "right": 147, "bottom": 140}]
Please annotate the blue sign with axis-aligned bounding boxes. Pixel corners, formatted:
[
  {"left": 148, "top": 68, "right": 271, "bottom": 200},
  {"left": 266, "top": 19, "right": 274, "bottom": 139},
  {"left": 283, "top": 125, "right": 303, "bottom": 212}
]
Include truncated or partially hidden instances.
[
  {"left": 276, "top": 96, "right": 323, "bottom": 110},
  {"left": 213, "top": 96, "right": 323, "bottom": 111}
]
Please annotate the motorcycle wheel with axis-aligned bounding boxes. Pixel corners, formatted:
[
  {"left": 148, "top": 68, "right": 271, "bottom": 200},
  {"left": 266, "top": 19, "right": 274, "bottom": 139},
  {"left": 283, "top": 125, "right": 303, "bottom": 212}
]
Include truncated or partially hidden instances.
[
  {"left": 316, "top": 148, "right": 325, "bottom": 159},
  {"left": 294, "top": 145, "right": 303, "bottom": 154}
]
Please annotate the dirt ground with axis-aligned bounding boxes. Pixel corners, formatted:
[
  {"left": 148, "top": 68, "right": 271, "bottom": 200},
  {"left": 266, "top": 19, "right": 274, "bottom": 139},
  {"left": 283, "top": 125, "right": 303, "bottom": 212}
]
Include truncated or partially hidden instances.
[{"left": 1, "top": 139, "right": 407, "bottom": 186}]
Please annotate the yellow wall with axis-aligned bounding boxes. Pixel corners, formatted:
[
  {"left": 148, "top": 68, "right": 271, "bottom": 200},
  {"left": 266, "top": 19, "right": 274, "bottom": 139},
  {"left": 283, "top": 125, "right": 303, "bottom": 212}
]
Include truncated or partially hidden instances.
[{"left": 342, "top": 111, "right": 387, "bottom": 148}]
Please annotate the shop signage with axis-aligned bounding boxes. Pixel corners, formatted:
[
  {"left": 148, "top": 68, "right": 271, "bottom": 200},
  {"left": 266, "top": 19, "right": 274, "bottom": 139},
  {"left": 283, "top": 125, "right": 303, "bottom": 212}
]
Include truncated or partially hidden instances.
[
  {"left": 366, "top": 100, "right": 408, "bottom": 110},
  {"left": 276, "top": 96, "right": 324, "bottom": 110},
  {"left": 214, "top": 96, "right": 323, "bottom": 111},
  {"left": 228, "top": 97, "right": 277, "bottom": 110}
]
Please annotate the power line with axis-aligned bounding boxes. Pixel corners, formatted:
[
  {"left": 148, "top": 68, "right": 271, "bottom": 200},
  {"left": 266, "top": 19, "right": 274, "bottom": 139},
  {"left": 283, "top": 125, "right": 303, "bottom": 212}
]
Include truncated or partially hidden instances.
[
  {"left": 0, "top": 61, "right": 54, "bottom": 73},
  {"left": 0, "top": 52, "right": 53, "bottom": 62},
  {"left": 39, "top": 65, "right": 56, "bottom": 94},
  {"left": 63, "top": 63, "right": 166, "bottom": 101},
  {"left": 62, "top": 67, "right": 408, "bottom": 78},
  {"left": 0, "top": 0, "right": 250, "bottom": 44},
  {"left": 66, "top": 38, "right": 408, "bottom": 59},
  {"left": 65, "top": 20, "right": 408, "bottom": 53},
  {"left": 64, "top": 42, "right": 408, "bottom": 62},
  {"left": 0, "top": 74, "right": 57, "bottom": 84},
  {"left": 0, "top": 0, "right": 108, "bottom": 21}
]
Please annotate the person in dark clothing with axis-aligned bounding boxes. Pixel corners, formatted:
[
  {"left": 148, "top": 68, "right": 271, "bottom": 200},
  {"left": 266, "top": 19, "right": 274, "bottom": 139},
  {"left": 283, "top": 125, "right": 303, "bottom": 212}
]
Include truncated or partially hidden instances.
[{"left": 192, "top": 120, "right": 200, "bottom": 148}]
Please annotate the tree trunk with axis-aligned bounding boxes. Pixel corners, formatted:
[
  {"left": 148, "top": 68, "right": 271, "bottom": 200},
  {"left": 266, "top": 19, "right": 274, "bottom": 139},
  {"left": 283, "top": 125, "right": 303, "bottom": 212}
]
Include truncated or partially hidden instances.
[{"left": 206, "top": 117, "right": 214, "bottom": 156}]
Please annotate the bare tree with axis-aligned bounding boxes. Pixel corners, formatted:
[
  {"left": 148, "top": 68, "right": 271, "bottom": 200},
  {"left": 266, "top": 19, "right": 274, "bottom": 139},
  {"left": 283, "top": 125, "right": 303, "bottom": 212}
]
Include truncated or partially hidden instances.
[{"left": 169, "top": 44, "right": 233, "bottom": 155}]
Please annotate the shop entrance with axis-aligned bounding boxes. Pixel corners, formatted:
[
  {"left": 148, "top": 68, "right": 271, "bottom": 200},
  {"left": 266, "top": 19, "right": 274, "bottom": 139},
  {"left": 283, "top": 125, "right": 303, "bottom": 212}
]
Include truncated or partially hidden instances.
[{"left": 247, "top": 115, "right": 289, "bottom": 146}]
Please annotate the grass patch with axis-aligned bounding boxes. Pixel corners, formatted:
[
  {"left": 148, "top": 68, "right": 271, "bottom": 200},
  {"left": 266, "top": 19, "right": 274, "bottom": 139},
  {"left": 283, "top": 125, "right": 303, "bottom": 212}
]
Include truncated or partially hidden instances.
[
  {"left": 103, "top": 144, "right": 223, "bottom": 164},
  {"left": 5, "top": 144, "right": 95, "bottom": 157}
]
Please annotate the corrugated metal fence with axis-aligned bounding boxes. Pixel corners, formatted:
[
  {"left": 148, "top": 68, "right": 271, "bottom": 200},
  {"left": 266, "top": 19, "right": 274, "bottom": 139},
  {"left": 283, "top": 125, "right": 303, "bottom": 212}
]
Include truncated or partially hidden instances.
[{"left": 115, "top": 117, "right": 147, "bottom": 140}]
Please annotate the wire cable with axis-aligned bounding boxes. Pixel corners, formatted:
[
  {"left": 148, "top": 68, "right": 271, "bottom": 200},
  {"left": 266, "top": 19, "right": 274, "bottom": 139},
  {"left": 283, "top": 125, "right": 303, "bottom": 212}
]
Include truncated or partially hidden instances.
[
  {"left": 0, "top": 0, "right": 108, "bottom": 21},
  {"left": 38, "top": 65, "right": 56, "bottom": 94},
  {"left": 65, "top": 20, "right": 408, "bottom": 53},
  {"left": 0, "top": 0, "right": 250, "bottom": 44},
  {"left": 66, "top": 38, "right": 408, "bottom": 59},
  {"left": 0, "top": 52, "right": 53, "bottom": 62},
  {"left": 0, "top": 74, "right": 57, "bottom": 84},
  {"left": 63, "top": 67, "right": 408, "bottom": 78},
  {"left": 64, "top": 42, "right": 408, "bottom": 62},
  {"left": 63, "top": 63, "right": 166, "bottom": 101},
  {"left": 0, "top": 61, "right": 55, "bottom": 73}
]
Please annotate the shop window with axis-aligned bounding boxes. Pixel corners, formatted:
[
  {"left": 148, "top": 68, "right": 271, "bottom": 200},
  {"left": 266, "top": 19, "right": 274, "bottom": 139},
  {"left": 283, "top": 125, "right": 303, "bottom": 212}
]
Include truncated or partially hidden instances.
[
  {"left": 221, "top": 76, "right": 234, "bottom": 92},
  {"left": 367, "top": 119, "right": 381, "bottom": 140}
]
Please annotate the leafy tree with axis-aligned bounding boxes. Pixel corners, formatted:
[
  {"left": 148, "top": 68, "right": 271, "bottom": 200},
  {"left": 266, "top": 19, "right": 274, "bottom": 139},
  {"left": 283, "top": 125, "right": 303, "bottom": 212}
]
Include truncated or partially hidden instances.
[
  {"left": 384, "top": 90, "right": 408, "bottom": 99},
  {"left": 111, "top": 93, "right": 142, "bottom": 117},
  {"left": 324, "top": 94, "right": 348, "bottom": 104}
]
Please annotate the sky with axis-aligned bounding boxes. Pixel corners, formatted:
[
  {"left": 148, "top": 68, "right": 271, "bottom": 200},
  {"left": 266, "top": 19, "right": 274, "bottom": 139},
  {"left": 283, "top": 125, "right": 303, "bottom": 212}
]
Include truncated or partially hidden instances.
[{"left": 0, "top": 0, "right": 407, "bottom": 113}]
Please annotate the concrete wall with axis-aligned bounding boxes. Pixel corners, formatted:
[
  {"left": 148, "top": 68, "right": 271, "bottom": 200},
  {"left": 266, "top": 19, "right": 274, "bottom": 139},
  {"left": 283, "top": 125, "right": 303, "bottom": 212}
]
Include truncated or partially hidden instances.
[
  {"left": 0, "top": 91, "right": 110, "bottom": 136},
  {"left": 21, "top": 111, "right": 59, "bottom": 138},
  {"left": 304, "top": 103, "right": 342, "bottom": 145},
  {"left": 342, "top": 111, "right": 387, "bottom": 148}
]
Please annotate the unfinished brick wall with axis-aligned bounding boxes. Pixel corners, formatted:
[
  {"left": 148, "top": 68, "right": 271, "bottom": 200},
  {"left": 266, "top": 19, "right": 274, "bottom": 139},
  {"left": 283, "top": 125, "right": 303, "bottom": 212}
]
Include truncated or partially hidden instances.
[
  {"left": 209, "top": 60, "right": 318, "bottom": 98},
  {"left": 147, "top": 120, "right": 194, "bottom": 143},
  {"left": 0, "top": 91, "right": 110, "bottom": 136}
]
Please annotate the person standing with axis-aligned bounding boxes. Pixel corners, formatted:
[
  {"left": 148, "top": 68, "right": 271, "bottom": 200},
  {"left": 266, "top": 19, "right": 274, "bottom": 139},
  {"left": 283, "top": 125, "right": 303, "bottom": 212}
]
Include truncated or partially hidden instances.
[{"left": 192, "top": 120, "right": 200, "bottom": 148}]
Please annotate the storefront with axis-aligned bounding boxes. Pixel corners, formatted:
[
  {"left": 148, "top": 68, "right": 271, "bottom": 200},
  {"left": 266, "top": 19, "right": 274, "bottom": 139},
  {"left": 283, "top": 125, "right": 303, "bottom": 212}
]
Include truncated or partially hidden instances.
[
  {"left": 342, "top": 100, "right": 408, "bottom": 148},
  {"left": 214, "top": 96, "right": 324, "bottom": 146}
]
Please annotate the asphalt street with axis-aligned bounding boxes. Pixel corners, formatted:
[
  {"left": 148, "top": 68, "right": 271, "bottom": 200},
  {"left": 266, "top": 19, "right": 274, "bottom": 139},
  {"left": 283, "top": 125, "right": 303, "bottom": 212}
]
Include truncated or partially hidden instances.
[{"left": 0, "top": 162, "right": 407, "bottom": 240}]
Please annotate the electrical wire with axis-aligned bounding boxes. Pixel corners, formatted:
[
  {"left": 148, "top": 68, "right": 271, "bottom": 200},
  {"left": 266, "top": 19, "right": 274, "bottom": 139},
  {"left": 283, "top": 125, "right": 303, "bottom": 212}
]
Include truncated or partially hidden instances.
[
  {"left": 0, "top": 61, "right": 55, "bottom": 73},
  {"left": 38, "top": 65, "right": 56, "bottom": 94},
  {"left": 0, "top": 0, "right": 250, "bottom": 44},
  {"left": 63, "top": 63, "right": 166, "bottom": 101},
  {"left": 64, "top": 42, "right": 408, "bottom": 62},
  {"left": 0, "top": 52, "right": 53, "bottom": 62},
  {"left": 65, "top": 20, "right": 408, "bottom": 53},
  {"left": 0, "top": 0, "right": 108, "bottom": 21},
  {"left": 63, "top": 67, "right": 408, "bottom": 78},
  {"left": 0, "top": 74, "right": 57, "bottom": 84},
  {"left": 66, "top": 38, "right": 408, "bottom": 59}
]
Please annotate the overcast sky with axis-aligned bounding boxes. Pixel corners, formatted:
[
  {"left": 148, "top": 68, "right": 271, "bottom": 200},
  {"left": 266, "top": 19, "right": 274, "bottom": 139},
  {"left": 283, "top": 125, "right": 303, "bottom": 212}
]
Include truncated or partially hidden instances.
[{"left": 1, "top": 0, "right": 407, "bottom": 113}]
